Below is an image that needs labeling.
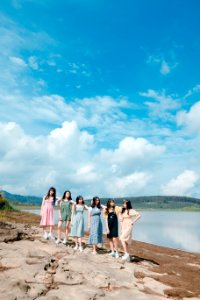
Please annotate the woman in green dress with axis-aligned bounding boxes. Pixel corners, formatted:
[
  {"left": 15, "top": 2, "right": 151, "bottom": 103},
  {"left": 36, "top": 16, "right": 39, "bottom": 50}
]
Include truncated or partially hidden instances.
[{"left": 56, "top": 190, "right": 73, "bottom": 244}]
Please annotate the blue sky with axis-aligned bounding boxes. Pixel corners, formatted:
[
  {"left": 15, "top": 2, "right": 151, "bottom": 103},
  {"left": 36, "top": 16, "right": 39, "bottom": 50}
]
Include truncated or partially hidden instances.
[{"left": 0, "top": 0, "right": 200, "bottom": 197}]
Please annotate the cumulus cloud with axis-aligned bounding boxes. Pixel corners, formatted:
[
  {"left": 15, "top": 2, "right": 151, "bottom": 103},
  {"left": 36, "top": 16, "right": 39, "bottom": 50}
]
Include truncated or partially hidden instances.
[
  {"left": 177, "top": 101, "right": 200, "bottom": 134},
  {"left": 0, "top": 120, "right": 164, "bottom": 197},
  {"left": 98, "top": 137, "right": 165, "bottom": 175},
  {"left": 0, "top": 121, "right": 94, "bottom": 195},
  {"left": 105, "top": 172, "right": 152, "bottom": 197},
  {"left": 161, "top": 170, "right": 199, "bottom": 196}
]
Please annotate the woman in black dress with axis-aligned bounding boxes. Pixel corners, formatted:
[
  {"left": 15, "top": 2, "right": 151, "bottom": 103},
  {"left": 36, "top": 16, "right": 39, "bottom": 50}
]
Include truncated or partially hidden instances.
[{"left": 105, "top": 199, "right": 121, "bottom": 258}]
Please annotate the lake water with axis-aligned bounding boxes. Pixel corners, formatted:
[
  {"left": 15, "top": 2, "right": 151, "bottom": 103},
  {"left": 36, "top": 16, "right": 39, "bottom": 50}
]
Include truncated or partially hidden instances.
[{"left": 24, "top": 209, "right": 200, "bottom": 253}]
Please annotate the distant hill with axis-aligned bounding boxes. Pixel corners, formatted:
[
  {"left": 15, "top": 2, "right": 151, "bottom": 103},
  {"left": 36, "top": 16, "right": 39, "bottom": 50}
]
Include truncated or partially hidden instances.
[
  {"left": 1, "top": 191, "right": 200, "bottom": 210},
  {"left": 1, "top": 190, "right": 42, "bottom": 206},
  {"left": 100, "top": 195, "right": 200, "bottom": 210}
]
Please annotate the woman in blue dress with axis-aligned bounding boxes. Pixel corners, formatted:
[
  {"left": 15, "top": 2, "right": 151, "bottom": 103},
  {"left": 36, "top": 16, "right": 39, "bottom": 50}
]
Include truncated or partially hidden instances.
[
  {"left": 71, "top": 195, "right": 89, "bottom": 252},
  {"left": 88, "top": 196, "right": 106, "bottom": 254}
]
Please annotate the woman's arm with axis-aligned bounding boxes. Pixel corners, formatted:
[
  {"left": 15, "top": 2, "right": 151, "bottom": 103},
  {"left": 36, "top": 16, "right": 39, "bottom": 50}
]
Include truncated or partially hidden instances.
[
  {"left": 130, "top": 210, "right": 141, "bottom": 225},
  {"left": 105, "top": 217, "right": 109, "bottom": 234},
  {"left": 58, "top": 201, "right": 62, "bottom": 220},
  {"left": 55, "top": 196, "right": 62, "bottom": 206},
  {"left": 40, "top": 196, "right": 45, "bottom": 215},
  {"left": 70, "top": 199, "right": 76, "bottom": 204},
  {"left": 88, "top": 209, "right": 91, "bottom": 230},
  {"left": 71, "top": 203, "right": 76, "bottom": 223},
  {"left": 100, "top": 204, "right": 107, "bottom": 211}
]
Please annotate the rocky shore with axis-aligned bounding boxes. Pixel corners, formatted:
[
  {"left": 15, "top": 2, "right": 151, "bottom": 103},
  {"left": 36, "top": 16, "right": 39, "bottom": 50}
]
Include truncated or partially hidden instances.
[{"left": 0, "top": 215, "right": 200, "bottom": 300}]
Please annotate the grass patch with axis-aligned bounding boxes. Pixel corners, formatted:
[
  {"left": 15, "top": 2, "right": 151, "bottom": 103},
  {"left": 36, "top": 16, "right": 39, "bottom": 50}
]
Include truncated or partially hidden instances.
[{"left": 0, "top": 210, "right": 40, "bottom": 226}]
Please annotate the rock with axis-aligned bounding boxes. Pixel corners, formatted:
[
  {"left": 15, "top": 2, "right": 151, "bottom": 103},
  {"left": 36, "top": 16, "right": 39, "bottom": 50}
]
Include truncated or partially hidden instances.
[{"left": 0, "top": 221, "right": 200, "bottom": 300}]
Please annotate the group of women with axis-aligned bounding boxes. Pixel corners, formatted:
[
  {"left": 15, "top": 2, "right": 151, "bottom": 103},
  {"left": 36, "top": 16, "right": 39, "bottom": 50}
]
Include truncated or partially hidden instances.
[{"left": 40, "top": 187, "right": 141, "bottom": 262}]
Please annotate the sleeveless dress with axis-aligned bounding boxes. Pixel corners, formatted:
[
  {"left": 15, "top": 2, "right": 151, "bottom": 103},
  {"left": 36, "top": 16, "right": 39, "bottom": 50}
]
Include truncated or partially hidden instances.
[
  {"left": 105, "top": 206, "right": 121, "bottom": 238},
  {"left": 70, "top": 205, "right": 85, "bottom": 237},
  {"left": 61, "top": 200, "right": 72, "bottom": 222},
  {"left": 107, "top": 211, "right": 118, "bottom": 238},
  {"left": 119, "top": 209, "right": 140, "bottom": 242},
  {"left": 88, "top": 207, "right": 103, "bottom": 244},
  {"left": 40, "top": 196, "right": 54, "bottom": 226}
]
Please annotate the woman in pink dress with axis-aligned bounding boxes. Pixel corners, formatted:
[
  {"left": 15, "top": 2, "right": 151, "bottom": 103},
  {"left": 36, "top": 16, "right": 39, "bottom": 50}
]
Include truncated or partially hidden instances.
[
  {"left": 119, "top": 200, "right": 141, "bottom": 261},
  {"left": 40, "top": 187, "right": 56, "bottom": 239}
]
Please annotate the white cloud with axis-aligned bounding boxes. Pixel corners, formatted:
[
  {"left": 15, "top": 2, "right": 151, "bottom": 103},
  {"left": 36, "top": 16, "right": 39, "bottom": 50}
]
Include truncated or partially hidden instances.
[
  {"left": 161, "top": 170, "right": 199, "bottom": 196},
  {"left": 183, "top": 84, "right": 200, "bottom": 99},
  {"left": 28, "top": 56, "right": 39, "bottom": 70},
  {"left": 0, "top": 12, "right": 56, "bottom": 92},
  {"left": 0, "top": 121, "right": 94, "bottom": 195},
  {"left": 98, "top": 137, "right": 165, "bottom": 175},
  {"left": 9, "top": 56, "right": 27, "bottom": 67},
  {"left": 177, "top": 101, "right": 200, "bottom": 134},
  {"left": 139, "top": 89, "right": 180, "bottom": 121},
  {"left": 0, "top": 92, "right": 132, "bottom": 138},
  {"left": 160, "top": 60, "right": 170, "bottom": 75},
  {"left": 105, "top": 172, "right": 152, "bottom": 197},
  {"left": 0, "top": 120, "right": 164, "bottom": 197},
  {"left": 147, "top": 55, "right": 177, "bottom": 75}
]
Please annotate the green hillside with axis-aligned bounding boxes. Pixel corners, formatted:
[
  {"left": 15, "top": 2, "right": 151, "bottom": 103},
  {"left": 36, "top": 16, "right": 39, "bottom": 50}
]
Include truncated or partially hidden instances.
[
  {"left": 2, "top": 190, "right": 41, "bottom": 206},
  {"left": 2, "top": 190, "right": 200, "bottom": 210},
  {"left": 100, "top": 195, "right": 200, "bottom": 210}
]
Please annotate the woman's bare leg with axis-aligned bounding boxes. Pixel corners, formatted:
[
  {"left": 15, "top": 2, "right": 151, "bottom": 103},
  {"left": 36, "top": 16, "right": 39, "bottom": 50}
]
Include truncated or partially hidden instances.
[
  {"left": 57, "top": 221, "right": 62, "bottom": 240},
  {"left": 65, "top": 220, "right": 70, "bottom": 240},
  {"left": 121, "top": 240, "right": 128, "bottom": 253},
  {"left": 109, "top": 238, "right": 114, "bottom": 252},
  {"left": 113, "top": 237, "right": 118, "bottom": 251},
  {"left": 92, "top": 244, "right": 97, "bottom": 253}
]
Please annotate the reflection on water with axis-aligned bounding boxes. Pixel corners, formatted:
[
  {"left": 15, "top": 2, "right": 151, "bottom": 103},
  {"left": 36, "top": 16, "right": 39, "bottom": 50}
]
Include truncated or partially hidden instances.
[{"left": 24, "top": 209, "right": 200, "bottom": 253}]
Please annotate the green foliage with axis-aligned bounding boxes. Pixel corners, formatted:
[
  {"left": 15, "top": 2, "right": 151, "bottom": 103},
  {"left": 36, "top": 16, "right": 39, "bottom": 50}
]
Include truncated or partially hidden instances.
[{"left": 0, "top": 197, "right": 16, "bottom": 211}]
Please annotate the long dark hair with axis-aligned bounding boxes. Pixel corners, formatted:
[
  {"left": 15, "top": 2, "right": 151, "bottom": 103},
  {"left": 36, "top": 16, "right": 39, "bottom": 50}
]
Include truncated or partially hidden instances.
[
  {"left": 76, "top": 195, "right": 84, "bottom": 205},
  {"left": 62, "top": 190, "right": 72, "bottom": 200},
  {"left": 122, "top": 200, "right": 132, "bottom": 215},
  {"left": 105, "top": 198, "right": 115, "bottom": 215},
  {"left": 91, "top": 196, "right": 101, "bottom": 209},
  {"left": 45, "top": 187, "right": 56, "bottom": 205}
]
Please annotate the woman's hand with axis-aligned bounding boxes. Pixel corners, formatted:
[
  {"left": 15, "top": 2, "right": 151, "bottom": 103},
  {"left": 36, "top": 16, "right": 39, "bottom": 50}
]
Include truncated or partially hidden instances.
[{"left": 107, "top": 229, "right": 110, "bottom": 235}]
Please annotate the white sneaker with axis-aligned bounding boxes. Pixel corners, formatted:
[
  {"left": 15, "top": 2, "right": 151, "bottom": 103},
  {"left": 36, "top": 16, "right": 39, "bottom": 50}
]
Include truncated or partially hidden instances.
[
  {"left": 48, "top": 233, "right": 54, "bottom": 240},
  {"left": 108, "top": 251, "right": 115, "bottom": 257},
  {"left": 62, "top": 238, "right": 68, "bottom": 244},
  {"left": 92, "top": 251, "right": 97, "bottom": 255},
  {"left": 115, "top": 251, "right": 119, "bottom": 258},
  {"left": 56, "top": 238, "right": 61, "bottom": 244},
  {"left": 74, "top": 244, "right": 79, "bottom": 250},
  {"left": 122, "top": 253, "right": 130, "bottom": 261},
  {"left": 79, "top": 245, "right": 83, "bottom": 252},
  {"left": 43, "top": 232, "right": 48, "bottom": 240}
]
